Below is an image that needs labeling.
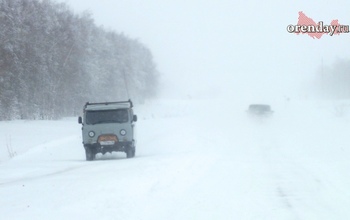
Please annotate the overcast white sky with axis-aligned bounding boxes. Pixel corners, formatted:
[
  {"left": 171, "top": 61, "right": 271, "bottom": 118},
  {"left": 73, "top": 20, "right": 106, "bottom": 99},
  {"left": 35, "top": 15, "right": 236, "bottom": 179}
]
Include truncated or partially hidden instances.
[{"left": 56, "top": 0, "right": 350, "bottom": 100}]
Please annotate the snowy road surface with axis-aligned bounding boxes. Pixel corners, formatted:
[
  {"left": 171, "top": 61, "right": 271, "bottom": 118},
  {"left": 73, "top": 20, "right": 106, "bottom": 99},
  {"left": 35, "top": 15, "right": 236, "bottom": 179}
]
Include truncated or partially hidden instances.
[{"left": 1, "top": 98, "right": 350, "bottom": 220}]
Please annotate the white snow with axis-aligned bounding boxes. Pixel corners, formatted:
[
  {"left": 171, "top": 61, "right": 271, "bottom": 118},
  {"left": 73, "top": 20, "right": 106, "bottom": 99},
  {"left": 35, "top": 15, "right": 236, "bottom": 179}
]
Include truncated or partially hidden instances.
[{"left": 1, "top": 97, "right": 350, "bottom": 219}]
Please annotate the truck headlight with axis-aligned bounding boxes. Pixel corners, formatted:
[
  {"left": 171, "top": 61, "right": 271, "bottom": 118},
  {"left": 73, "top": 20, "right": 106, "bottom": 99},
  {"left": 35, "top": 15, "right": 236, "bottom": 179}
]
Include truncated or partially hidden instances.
[
  {"left": 88, "top": 131, "right": 95, "bottom": 137},
  {"left": 120, "top": 129, "right": 127, "bottom": 136}
]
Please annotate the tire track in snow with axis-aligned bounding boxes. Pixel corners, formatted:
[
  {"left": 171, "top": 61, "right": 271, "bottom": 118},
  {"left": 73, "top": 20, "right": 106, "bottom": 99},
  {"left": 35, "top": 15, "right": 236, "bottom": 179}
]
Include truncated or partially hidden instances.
[{"left": 0, "top": 164, "right": 88, "bottom": 186}]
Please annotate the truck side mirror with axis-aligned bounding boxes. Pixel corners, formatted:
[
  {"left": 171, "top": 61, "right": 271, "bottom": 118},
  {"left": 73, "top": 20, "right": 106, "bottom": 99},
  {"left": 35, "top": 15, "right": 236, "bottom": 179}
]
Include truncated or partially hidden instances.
[
  {"left": 78, "top": 116, "right": 82, "bottom": 124},
  {"left": 133, "top": 115, "right": 138, "bottom": 122}
]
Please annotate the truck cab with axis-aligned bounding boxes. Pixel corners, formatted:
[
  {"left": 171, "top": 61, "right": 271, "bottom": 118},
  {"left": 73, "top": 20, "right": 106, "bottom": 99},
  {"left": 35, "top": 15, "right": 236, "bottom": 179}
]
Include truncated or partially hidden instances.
[{"left": 78, "top": 100, "right": 137, "bottom": 161}]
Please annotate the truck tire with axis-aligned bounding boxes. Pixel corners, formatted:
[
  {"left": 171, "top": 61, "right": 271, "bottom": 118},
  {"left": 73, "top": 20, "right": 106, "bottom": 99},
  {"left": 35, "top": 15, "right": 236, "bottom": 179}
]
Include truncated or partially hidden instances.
[
  {"left": 126, "top": 147, "right": 135, "bottom": 158},
  {"left": 85, "top": 148, "right": 95, "bottom": 161}
]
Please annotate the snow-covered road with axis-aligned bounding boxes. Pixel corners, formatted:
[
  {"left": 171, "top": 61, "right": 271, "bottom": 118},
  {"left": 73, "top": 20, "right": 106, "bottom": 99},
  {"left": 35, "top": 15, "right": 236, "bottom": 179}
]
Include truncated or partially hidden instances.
[{"left": 1, "top": 98, "right": 350, "bottom": 220}]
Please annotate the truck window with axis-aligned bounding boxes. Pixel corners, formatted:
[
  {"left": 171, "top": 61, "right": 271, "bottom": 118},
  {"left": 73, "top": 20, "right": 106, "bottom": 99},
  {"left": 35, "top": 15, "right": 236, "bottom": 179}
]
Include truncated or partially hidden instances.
[{"left": 86, "top": 109, "right": 129, "bottom": 125}]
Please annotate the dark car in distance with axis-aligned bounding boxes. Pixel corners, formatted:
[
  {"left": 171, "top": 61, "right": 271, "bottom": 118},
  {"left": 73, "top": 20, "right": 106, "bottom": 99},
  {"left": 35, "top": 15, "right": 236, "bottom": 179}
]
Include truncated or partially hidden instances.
[{"left": 247, "top": 104, "right": 273, "bottom": 116}]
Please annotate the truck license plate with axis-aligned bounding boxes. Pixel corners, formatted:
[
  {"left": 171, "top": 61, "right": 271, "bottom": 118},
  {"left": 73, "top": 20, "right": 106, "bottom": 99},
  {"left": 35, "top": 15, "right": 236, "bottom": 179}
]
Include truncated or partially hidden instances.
[{"left": 100, "top": 141, "right": 115, "bottom": 145}]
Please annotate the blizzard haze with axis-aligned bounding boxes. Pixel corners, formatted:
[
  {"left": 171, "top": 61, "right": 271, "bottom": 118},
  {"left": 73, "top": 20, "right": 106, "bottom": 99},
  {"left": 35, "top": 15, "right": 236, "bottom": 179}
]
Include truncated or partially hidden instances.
[
  {"left": 57, "top": 0, "right": 350, "bottom": 100},
  {"left": 1, "top": 1, "right": 350, "bottom": 220}
]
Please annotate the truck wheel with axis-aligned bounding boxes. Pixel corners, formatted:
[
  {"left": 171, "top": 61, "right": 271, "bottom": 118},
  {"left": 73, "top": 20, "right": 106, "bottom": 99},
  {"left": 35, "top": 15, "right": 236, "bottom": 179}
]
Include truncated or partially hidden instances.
[
  {"left": 85, "top": 148, "right": 95, "bottom": 161},
  {"left": 126, "top": 147, "right": 135, "bottom": 158}
]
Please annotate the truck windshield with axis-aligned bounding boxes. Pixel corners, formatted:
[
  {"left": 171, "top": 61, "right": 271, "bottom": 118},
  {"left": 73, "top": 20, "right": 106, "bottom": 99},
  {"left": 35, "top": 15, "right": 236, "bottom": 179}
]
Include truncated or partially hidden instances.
[{"left": 85, "top": 109, "right": 129, "bottom": 125}]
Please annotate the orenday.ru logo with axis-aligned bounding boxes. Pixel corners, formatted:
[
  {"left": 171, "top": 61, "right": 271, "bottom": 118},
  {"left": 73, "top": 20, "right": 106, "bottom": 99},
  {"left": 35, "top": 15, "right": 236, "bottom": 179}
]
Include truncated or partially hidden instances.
[{"left": 287, "top": 11, "right": 349, "bottom": 39}]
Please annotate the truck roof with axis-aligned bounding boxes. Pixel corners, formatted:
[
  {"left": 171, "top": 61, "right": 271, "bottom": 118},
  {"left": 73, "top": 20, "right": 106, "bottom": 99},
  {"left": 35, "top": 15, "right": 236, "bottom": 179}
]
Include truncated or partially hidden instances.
[{"left": 84, "top": 100, "right": 133, "bottom": 111}]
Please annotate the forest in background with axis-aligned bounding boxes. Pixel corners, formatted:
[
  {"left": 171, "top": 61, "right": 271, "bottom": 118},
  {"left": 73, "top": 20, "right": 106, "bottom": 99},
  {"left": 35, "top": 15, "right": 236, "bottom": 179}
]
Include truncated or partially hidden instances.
[{"left": 0, "top": 0, "right": 159, "bottom": 120}]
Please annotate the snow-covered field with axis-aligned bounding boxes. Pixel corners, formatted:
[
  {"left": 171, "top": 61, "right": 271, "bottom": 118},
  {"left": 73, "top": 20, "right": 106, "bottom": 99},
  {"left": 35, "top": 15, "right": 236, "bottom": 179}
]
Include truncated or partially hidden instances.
[{"left": 1, "top": 97, "right": 350, "bottom": 220}]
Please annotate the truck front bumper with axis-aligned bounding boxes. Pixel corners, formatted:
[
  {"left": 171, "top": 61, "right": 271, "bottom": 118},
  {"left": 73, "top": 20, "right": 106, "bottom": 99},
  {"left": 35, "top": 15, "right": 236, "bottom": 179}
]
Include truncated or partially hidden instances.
[{"left": 84, "top": 141, "right": 134, "bottom": 154}]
